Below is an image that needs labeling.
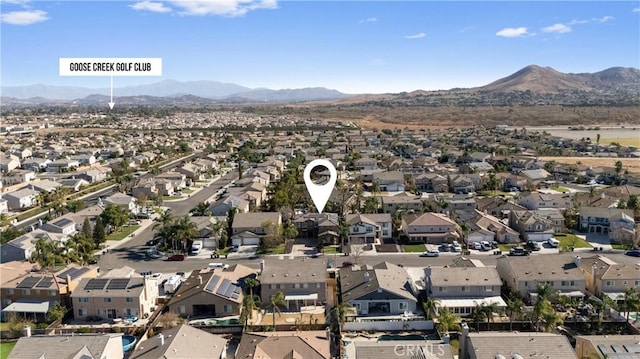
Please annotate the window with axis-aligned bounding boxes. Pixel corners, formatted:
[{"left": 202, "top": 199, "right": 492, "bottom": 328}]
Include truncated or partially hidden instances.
[
  {"left": 623, "top": 281, "right": 627, "bottom": 285},
  {"left": 269, "top": 284, "right": 275, "bottom": 290},
  {"left": 561, "top": 281, "right": 567, "bottom": 286},
  {"left": 316, "top": 283, "right": 321, "bottom": 289},
  {"left": 635, "top": 280, "right": 640, "bottom": 286},
  {"left": 353, "top": 227, "right": 360, "bottom": 233},
  {"left": 485, "top": 286, "right": 493, "bottom": 292},
  {"left": 399, "top": 302, "right": 408, "bottom": 311},
  {"left": 126, "top": 297, "right": 135, "bottom": 303},
  {"left": 570, "top": 281, "right": 575, "bottom": 286},
  {"left": 224, "top": 305, "right": 232, "bottom": 313},
  {"left": 524, "top": 281, "right": 528, "bottom": 287},
  {"left": 303, "top": 283, "right": 308, "bottom": 289},
  {"left": 461, "top": 286, "right": 466, "bottom": 292},
  {"left": 78, "top": 297, "right": 89, "bottom": 303},
  {"left": 6, "top": 289, "right": 13, "bottom": 295},
  {"left": 104, "top": 298, "right": 112, "bottom": 303},
  {"left": 178, "top": 306, "right": 186, "bottom": 314},
  {"left": 606, "top": 280, "right": 614, "bottom": 287},
  {"left": 49, "top": 290, "right": 56, "bottom": 297},
  {"left": 78, "top": 308, "right": 86, "bottom": 316},
  {"left": 22, "top": 289, "right": 30, "bottom": 295},
  {"left": 438, "top": 287, "right": 446, "bottom": 292}
]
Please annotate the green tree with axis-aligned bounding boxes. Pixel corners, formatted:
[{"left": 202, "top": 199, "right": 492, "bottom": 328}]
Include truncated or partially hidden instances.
[
  {"left": 533, "top": 283, "right": 554, "bottom": 332},
  {"left": 240, "top": 294, "right": 261, "bottom": 328},
  {"left": 471, "top": 304, "right": 487, "bottom": 332},
  {"left": 506, "top": 295, "right": 524, "bottom": 332},
  {"left": 174, "top": 216, "right": 198, "bottom": 253},
  {"left": 30, "top": 238, "right": 59, "bottom": 270},
  {"left": 332, "top": 301, "right": 352, "bottom": 325},
  {"left": 46, "top": 303, "right": 68, "bottom": 323},
  {"left": 82, "top": 217, "right": 93, "bottom": 239},
  {"left": 282, "top": 220, "right": 298, "bottom": 240},
  {"left": 65, "top": 199, "right": 84, "bottom": 213},
  {"left": 422, "top": 297, "right": 440, "bottom": 320},
  {"left": 266, "top": 291, "right": 287, "bottom": 331},
  {"left": 100, "top": 204, "right": 129, "bottom": 233},
  {"left": 615, "top": 160, "right": 623, "bottom": 175},
  {"left": 210, "top": 219, "right": 229, "bottom": 250},
  {"left": 436, "top": 307, "right": 460, "bottom": 333},
  {"left": 93, "top": 216, "right": 106, "bottom": 247},
  {"left": 0, "top": 226, "right": 24, "bottom": 245}
]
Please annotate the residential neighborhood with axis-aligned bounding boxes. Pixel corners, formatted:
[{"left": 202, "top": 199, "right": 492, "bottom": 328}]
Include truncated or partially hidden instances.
[{"left": 1, "top": 115, "right": 639, "bottom": 359}]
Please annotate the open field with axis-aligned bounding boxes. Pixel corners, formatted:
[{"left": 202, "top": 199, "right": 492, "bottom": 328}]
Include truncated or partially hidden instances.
[
  {"left": 600, "top": 138, "right": 640, "bottom": 147},
  {"left": 538, "top": 157, "right": 640, "bottom": 173}
]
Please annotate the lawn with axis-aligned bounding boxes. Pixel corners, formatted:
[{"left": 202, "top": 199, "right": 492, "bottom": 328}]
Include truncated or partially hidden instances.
[
  {"left": 321, "top": 245, "right": 341, "bottom": 254},
  {"left": 106, "top": 225, "right": 140, "bottom": 241},
  {"left": 260, "top": 243, "right": 286, "bottom": 255},
  {"left": 477, "top": 190, "right": 512, "bottom": 196},
  {"left": 402, "top": 243, "right": 426, "bottom": 252},
  {"left": 611, "top": 244, "right": 634, "bottom": 250},
  {"left": 182, "top": 189, "right": 194, "bottom": 194},
  {"left": 554, "top": 233, "right": 592, "bottom": 248},
  {"left": 1, "top": 342, "right": 16, "bottom": 359},
  {"left": 162, "top": 196, "right": 183, "bottom": 200},
  {"left": 498, "top": 244, "right": 516, "bottom": 252},
  {"left": 553, "top": 186, "right": 571, "bottom": 193}
]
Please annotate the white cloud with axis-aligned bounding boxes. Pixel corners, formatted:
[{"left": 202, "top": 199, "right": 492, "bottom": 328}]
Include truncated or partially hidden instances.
[
  {"left": 168, "top": 0, "right": 277, "bottom": 17},
  {"left": 358, "top": 17, "right": 377, "bottom": 24},
  {"left": 593, "top": 15, "right": 614, "bottom": 23},
  {"left": 496, "top": 27, "right": 530, "bottom": 38},
  {"left": 634, "top": 7, "right": 640, "bottom": 13},
  {"left": 405, "top": 32, "right": 426, "bottom": 39},
  {"left": 542, "top": 23, "right": 571, "bottom": 34},
  {"left": 0, "top": 9, "right": 48, "bottom": 25},
  {"left": 568, "top": 19, "right": 589, "bottom": 25},
  {"left": 130, "top": 1, "right": 172, "bottom": 13}
]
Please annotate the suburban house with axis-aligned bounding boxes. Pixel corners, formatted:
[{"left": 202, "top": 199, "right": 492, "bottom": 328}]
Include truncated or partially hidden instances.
[
  {"left": 372, "top": 171, "right": 405, "bottom": 192},
  {"left": 576, "top": 255, "right": 640, "bottom": 301},
  {"left": 260, "top": 257, "right": 327, "bottom": 311},
  {"left": 354, "top": 157, "right": 378, "bottom": 171},
  {"left": 71, "top": 275, "right": 159, "bottom": 321},
  {"left": 1, "top": 264, "right": 98, "bottom": 322},
  {"left": 293, "top": 212, "right": 339, "bottom": 239},
  {"left": 458, "top": 326, "right": 578, "bottom": 359},
  {"left": 449, "top": 175, "right": 477, "bottom": 194},
  {"left": 58, "top": 178, "right": 90, "bottom": 192},
  {"left": 231, "top": 212, "right": 282, "bottom": 246},
  {"left": 0, "top": 169, "right": 36, "bottom": 187},
  {"left": 0, "top": 155, "right": 20, "bottom": 172},
  {"left": 130, "top": 325, "right": 227, "bottom": 359},
  {"left": 380, "top": 195, "right": 423, "bottom": 214},
  {"left": 190, "top": 216, "right": 227, "bottom": 249},
  {"left": 456, "top": 209, "right": 520, "bottom": 244},
  {"left": 344, "top": 340, "right": 454, "bottom": 359},
  {"left": 235, "top": 331, "right": 331, "bottom": 359},
  {"left": 340, "top": 262, "right": 418, "bottom": 317},
  {"left": 8, "top": 333, "right": 124, "bottom": 359},
  {"left": 345, "top": 213, "right": 392, "bottom": 244},
  {"left": 496, "top": 254, "right": 586, "bottom": 301},
  {"left": 77, "top": 168, "right": 109, "bottom": 184},
  {"left": 574, "top": 335, "right": 640, "bottom": 359},
  {"left": 402, "top": 212, "right": 460, "bottom": 244},
  {"left": 102, "top": 192, "right": 139, "bottom": 215},
  {"left": 0, "top": 230, "right": 66, "bottom": 264},
  {"left": 41, "top": 218, "right": 77, "bottom": 236},
  {"left": 3, "top": 188, "right": 39, "bottom": 210},
  {"left": 415, "top": 173, "right": 449, "bottom": 193},
  {"left": 167, "top": 264, "right": 255, "bottom": 318},
  {"left": 0, "top": 198, "right": 8, "bottom": 214},
  {"left": 425, "top": 266, "right": 505, "bottom": 317},
  {"left": 518, "top": 192, "right": 574, "bottom": 210},
  {"left": 209, "top": 195, "right": 250, "bottom": 216},
  {"left": 520, "top": 169, "right": 551, "bottom": 189},
  {"left": 579, "top": 207, "right": 635, "bottom": 242},
  {"left": 154, "top": 171, "right": 186, "bottom": 190},
  {"left": 508, "top": 210, "right": 556, "bottom": 242}
]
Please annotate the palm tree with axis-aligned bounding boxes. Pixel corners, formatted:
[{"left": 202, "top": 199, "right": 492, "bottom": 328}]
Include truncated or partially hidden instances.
[
  {"left": 483, "top": 302, "right": 500, "bottom": 330},
  {"left": 209, "top": 220, "right": 229, "bottom": 250},
  {"left": 266, "top": 291, "right": 287, "bottom": 331},
  {"left": 422, "top": 297, "right": 440, "bottom": 320},
  {"left": 240, "top": 294, "right": 261, "bottom": 328},
  {"left": 533, "top": 283, "right": 554, "bottom": 332},
  {"left": 622, "top": 287, "right": 639, "bottom": 321},
  {"left": 506, "top": 295, "right": 524, "bottom": 332},
  {"left": 542, "top": 311, "right": 563, "bottom": 333},
  {"left": 471, "top": 304, "right": 486, "bottom": 332},
  {"left": 245, "top": 277, "right": 259, "bottom": 298},
  {"left": 436, "top": 307, "right": 459, "bottom": 333},
  {"left": 174, "top": 216, "right": 198, "bottom": 253},
  {"left": 332, "top": 301, "right": 352, "bottom": 325}
]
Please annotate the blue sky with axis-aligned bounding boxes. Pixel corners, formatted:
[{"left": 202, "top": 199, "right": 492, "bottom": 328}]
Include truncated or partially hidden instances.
[{"left": 1, "top": 1, "right": 639, "bottom": 94}]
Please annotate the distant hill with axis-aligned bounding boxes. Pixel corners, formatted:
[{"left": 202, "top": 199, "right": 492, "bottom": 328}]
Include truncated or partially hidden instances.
[
  {"left": 1, "top": 80, "right": 349, "bottom": 102},
  {"left": 476, "top": 65, "right": 640, "bottom": 93}
]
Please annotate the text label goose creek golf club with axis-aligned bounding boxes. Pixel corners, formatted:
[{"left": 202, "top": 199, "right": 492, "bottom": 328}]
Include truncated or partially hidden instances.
[{"left": 59, "top": 58, "right": 162, "bottom": 76}]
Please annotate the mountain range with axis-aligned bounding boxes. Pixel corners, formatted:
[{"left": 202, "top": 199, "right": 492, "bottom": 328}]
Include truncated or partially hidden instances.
[{"left": 1, "top": 65, "right": 638, "bottom": 105}]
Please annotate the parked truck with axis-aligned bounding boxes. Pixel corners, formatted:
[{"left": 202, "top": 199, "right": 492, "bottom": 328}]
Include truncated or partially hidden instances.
[{"left": 163, "top": 275, "right": 183, "bottom": 294}]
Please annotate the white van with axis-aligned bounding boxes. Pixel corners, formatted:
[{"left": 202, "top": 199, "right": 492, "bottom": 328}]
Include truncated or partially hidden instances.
[
  {"left": 547, "top": 238, "right": 559, "bottom": 248},
  {"left": 208, "top": 263, "right": 229, "bottom": 269},
  {"left": 191, "top": 240, "right": 203, "bottom": 255}
]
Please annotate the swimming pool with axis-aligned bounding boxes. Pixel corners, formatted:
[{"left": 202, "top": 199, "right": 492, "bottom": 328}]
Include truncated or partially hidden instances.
[
  {"left": 122, "top": 335, "right": 137, "bottom": 352},
  {"left": 377, "top": 334, "right": 428, "bottom": 341}
]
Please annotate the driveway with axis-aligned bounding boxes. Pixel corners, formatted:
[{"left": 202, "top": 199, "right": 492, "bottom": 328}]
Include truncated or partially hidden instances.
[{"left": 584, "top": 233, "right": 613, "bottom": 250}]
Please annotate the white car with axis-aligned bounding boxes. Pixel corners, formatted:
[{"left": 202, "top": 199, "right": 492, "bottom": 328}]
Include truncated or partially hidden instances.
[
  {"left": 547, "top": 237, "right": 560, "bottom": 247},
  {"left": 151, "top": 273, "right": 163, "bottom": 280},
  {"left": 420, "top": 249, "right": 440, "bottom": 257}
]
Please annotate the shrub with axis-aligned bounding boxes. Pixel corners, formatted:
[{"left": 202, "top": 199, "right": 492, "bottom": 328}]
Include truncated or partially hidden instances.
[{"left": 78, "top": 327, "right": 91, "bottom": 334}]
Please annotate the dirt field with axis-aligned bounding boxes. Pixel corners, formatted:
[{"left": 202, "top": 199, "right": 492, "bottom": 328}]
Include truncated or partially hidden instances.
[{"left": 539, "top": 157, "right": 640, "bottom": 173}]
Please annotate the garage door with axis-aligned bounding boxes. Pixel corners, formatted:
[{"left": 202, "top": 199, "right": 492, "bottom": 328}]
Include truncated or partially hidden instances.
[{"left": 232, "top": 236, "right": 260, "bottom": 246}]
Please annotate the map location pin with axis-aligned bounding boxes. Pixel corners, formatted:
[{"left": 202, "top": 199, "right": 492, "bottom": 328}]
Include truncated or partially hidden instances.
[{"left": 303, "top": 159, "right": 337, "bottom": 214}]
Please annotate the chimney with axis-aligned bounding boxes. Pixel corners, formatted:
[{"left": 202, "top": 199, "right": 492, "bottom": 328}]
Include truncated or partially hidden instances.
[
  {"left": 364, "top": 272, "right": 371, "bottom": 283},
  {"left": 143, "top": 275, "right": 149, "bottom": 302},
  {"left": 459, "top": 323, "right": 469, "bottom": 359},
  {"left": 573, "top": 256, "right": 581, "bottom": 268},
  {"left": 259, "top": 260, "right": 265, "bottom": 274},
  {"left": 157, "top": 333, "right": 165, "bottom": 347},
  {"left": 23, "top": 325, "right": 31, "bottom": 337},
  {"left": 197, "top": 275, "right": 203, "bottom": 285}
]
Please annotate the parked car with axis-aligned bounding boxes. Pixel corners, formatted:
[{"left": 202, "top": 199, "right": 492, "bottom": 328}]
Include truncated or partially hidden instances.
[
  {"left": 509, "top": 246, "right": 531, "bottom": 256},
  {"left": 341, "top": 261, "right": 354, "bottom": 268},
  {"left": 151, "top": 273, "right": 163, "bottom": 280},
  {"left": 166, "top": 254, "right": 185, "bottom": 261},
  {"left": 625, "top": 250, "right": 640, "bottom": 257},
  {"left": 232, "top": 244, "right": 240, "bottom": 252},
  {"left": 525, "top": 240, "right": 541, "bottom": 251},
  {"left": 146, "top": 238, "right": 160, "bottom": 247},
  {"left": 452, "top": 244, "right": 462, "bottom": 252},
  {"left": 547, "top": 237, "right": 560, "bottom": 248},
  {"left": 480, "top": 241, "right": 492, "bottom": 251},
  {"left": 420, "top": 249, "right": 440, "bottom": 257}
]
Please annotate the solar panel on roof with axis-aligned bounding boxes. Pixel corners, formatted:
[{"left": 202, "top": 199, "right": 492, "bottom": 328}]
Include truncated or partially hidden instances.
[
  {"left": 17, "top": 277, "right": 40, "bottom": 288},
  {"left": 205, "top": 275, "right": 221, "bottom": 293},
  {"left": 84, "top": 278, "right": 108, "bottom": 290},
  {"left": 57, "top": 268, "right": 77, "bottom": 279},
  {"left": 70, "top": 267, "right": 90, "bottom": 279},
  {"left": 216, "top": 279, "right": 232, "bottom": 296},
  {"left": 53, "top": 218, "right": 73, "bottom": 227},
  {"left": 224, "top": 284, "right": 240, "bottom": 298},
  {"left": 35, "top": 278, "right": 54, "bottom": 288},
  {"left": 106, "top": 278, "right": 130, "bottom": 290}
]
